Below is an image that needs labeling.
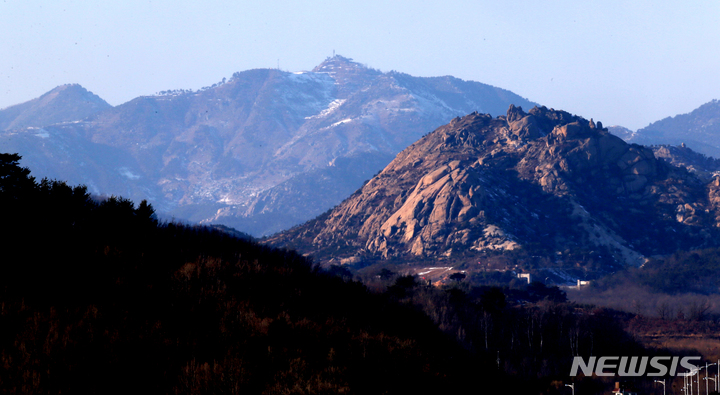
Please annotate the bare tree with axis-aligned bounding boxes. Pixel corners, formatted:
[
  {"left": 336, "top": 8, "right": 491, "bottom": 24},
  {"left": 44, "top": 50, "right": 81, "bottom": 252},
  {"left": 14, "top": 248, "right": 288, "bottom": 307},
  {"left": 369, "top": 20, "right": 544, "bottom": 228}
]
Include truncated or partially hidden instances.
[
  {"left": 688, "top": 298, "right": 711, "bottom": 321},
  {"left": 656, "top": 300, "right": 673, "bottom": 320}
]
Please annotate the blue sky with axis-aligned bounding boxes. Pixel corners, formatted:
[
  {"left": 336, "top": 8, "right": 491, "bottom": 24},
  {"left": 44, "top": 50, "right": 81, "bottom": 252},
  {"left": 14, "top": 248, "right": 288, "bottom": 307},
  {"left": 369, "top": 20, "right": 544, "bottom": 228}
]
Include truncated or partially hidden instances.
[{"left": 1, "top": 0, "right": 718, "bottom": 130}]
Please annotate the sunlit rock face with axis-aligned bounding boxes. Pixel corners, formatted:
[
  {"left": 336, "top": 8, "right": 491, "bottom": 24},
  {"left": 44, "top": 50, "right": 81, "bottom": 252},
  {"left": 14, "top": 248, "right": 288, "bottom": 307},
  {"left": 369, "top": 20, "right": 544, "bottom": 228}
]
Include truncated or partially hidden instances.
[{"left": 269, "top": 105, "right": 720, "bottom": 269}]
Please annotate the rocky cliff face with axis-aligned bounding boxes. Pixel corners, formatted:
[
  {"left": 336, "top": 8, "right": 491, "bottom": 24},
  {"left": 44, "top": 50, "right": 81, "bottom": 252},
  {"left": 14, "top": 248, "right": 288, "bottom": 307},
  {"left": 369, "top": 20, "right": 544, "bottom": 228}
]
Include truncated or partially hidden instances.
[
  {"left": 0, "top": 56, "right": 535, "bottom": 236},
  {"left": 269, "top": 106, "right": 720, "bottom": 270},
  {"left": 650, "top": 144, "right": 720, "bottom": 182}
]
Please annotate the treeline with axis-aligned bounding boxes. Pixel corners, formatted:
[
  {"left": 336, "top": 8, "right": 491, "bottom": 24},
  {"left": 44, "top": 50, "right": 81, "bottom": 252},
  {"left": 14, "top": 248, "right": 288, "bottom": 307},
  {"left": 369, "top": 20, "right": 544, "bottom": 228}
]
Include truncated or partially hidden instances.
[
  {"left": 0, "top": 153, "right": 668, "bottom": 394},
  {"left": 568, "top": 248, "right": 720, "bottom": 325},
  {"left": 1, "top": 153, "right": 481, "bottom": 393},
  {"left": 638, "top": 249, "right": 720, "bottom": 295},
  {"left": 570, "top": 248, "right": 720, "bottom": 312},
  {"left": 372, "top": 274, "right": 648, "bottom": 393}
]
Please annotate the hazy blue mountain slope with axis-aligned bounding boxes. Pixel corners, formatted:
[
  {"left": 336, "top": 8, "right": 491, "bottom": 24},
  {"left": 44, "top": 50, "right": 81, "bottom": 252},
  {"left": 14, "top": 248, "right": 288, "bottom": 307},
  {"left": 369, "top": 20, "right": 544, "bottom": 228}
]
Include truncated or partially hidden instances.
[
  {"left": 630, "top": 99, "right": 720, "bottom": 158},
  {"left": 0, "top": 56, "right": 536, "bottom": 236},
  {"left": 0, "top": 84, "right": 110, "bottom": 131}
]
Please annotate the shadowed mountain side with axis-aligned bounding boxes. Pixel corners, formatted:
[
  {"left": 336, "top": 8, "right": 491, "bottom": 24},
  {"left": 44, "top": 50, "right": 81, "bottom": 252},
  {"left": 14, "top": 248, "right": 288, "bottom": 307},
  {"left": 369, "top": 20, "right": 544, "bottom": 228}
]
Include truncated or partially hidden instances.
[
  {"left": 0, "top": 153, "right": 481, "bottom": 393},
  {"left": 198, "top": 151, "right": 396, "bottom": 236},
  {"left": 651, "top": 144, "right": 720, "bottom": 182},
  {"left": 0, "top": 126, "right": 160, "bottom": 207},
  {"left": 267, "top": 106, "right": 720, "bottom": 272},
  {"left": 0, "top": 152, "right": 657, "bottom": 394}
]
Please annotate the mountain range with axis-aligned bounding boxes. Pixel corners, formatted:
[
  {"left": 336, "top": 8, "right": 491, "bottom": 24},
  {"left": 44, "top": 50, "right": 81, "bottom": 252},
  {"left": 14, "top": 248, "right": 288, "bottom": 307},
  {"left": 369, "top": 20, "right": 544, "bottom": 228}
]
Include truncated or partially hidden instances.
[
  {"left": 268, "top": 105, "right": 720, "bottom": 280},
  {"left": 624, "top": 99, "right": 720, "bottom": 158},
  {"left": 0, "top": 55, "right": 535, "bottom": 236}
]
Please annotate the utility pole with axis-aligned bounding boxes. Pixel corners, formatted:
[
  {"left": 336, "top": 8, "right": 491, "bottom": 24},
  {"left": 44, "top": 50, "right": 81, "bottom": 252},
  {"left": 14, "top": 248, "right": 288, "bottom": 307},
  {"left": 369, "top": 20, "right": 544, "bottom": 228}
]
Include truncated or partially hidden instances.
[
  {"left": 708, "top": 362, "right": 718, "bottom": 395},
  {"left": 704, "top": 377, "right": 716, "bottom": 395},
  {"left": 699, "top": 366, "right": 705, "bottom": 395},
  {"left": 654, "top": 379, "right": 666, "bottom": 395},
  {"left": 690, "top": 368, "right": 695, "bottom": 395},
  {"left": 689, "top": 370, "right": 692, "bottom": 395}
]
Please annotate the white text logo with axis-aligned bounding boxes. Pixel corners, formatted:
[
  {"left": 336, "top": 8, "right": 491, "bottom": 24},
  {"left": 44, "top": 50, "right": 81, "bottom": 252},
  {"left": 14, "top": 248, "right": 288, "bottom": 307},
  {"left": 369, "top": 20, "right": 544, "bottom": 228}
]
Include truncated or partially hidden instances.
[{"left": 569, "top": 356, "right": 701, "bottom": 377}]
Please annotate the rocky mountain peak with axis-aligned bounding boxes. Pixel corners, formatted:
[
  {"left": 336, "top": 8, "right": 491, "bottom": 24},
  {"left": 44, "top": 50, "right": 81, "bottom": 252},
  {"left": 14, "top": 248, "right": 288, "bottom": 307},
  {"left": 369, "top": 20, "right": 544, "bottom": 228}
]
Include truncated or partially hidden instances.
[
  {"left": 311, "top": 55, "right": 369, "bottom": 73},
  {"left": 269, "top": 106, "right": 720, "bottom": 271},
  {"left": 309, "top": 55, "right": 382, "bottom": 98}
]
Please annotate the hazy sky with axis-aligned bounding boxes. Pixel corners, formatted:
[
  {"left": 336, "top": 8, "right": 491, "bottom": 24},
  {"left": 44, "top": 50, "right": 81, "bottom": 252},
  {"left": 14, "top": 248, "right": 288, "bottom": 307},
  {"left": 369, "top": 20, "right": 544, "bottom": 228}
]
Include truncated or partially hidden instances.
[{"left": 1, "top": 0, "right": 718, "bottom": 130}]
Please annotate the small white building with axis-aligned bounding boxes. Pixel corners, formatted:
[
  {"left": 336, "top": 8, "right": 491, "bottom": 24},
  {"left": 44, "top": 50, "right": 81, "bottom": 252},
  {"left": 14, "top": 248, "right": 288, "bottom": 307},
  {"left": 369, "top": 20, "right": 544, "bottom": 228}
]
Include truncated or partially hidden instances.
[{"left": 517, "top": 273, "right": 531, "bottom": 284}]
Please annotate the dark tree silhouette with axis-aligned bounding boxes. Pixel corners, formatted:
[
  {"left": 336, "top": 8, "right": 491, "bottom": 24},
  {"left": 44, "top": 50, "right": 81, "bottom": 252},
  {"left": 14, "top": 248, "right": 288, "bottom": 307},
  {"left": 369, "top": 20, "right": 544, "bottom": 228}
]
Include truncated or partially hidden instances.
[{"left": 449, "top": 272, "right": 467, "bottom": 282}]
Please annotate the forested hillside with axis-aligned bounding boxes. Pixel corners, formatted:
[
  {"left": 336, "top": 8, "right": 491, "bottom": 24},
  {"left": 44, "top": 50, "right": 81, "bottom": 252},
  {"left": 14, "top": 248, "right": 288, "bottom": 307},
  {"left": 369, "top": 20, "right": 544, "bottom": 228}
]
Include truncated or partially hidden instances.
[{"left": 0, "top": 153, "right": 672, "bottom": 394}]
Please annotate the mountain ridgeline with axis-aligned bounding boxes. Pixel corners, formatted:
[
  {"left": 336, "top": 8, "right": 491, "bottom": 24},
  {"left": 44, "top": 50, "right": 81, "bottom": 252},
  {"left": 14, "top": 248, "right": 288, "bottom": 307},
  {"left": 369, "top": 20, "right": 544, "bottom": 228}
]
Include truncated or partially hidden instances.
[
  {"left": 0, "top": 84, "right": 110, "bottom": 131},
  {"left": 629, "top": 99, "right": 720, "bottom": 158},
  {"left": 0, "top": 56, "right": 535, "bottom": 236},
  {"left": 269, "top": 105, "right": 720, "bottom": 274}
]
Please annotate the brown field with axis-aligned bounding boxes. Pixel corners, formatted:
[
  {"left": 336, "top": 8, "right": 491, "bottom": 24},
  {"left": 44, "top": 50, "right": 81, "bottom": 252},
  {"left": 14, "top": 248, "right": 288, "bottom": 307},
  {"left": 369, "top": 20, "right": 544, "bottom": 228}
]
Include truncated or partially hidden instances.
[{"left": 641, "top": 335, "right": 720, "bottom": 362}]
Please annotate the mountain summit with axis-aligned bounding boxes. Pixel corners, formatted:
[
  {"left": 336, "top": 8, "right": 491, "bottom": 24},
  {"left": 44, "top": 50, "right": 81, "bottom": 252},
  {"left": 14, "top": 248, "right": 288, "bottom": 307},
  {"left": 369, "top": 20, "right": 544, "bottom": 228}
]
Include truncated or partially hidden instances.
[
  {"left": 0, "top": 56, "right": 535, "bottom": 235},
  {"left": 0, "top": 84, "right": 110, "bottom": 131},
  {"left": 269, "top": 105, "right": 720, "bottom": 273}
]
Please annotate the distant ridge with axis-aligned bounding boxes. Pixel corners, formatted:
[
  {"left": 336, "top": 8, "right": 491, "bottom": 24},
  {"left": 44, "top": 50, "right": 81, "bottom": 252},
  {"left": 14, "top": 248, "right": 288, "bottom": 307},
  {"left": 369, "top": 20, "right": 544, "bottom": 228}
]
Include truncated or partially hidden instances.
[
  {"left": 0, "top": 84, "right": 111, "bottom": 131},
  {"left": 629, "top": 99, "right": 720, "bottom": 158},
  {"left": 0, "top": 55, "right": 536, "bottom": 236}
]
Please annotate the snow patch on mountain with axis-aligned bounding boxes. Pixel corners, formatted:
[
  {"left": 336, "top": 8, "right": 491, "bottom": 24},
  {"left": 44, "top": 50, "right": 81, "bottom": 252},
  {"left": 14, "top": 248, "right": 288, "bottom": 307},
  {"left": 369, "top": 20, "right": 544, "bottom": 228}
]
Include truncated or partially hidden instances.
[
  {"left": 277, "top": 71, "right": 336, "bottom": 119},
  {"left": 410, "top": 92, "right": 466, "bottom": 119},
  {"left": 118, "top": 167, "right": 140, "bottom": 180},
  {"left": 287, "top": 72, "right": 322, "bottom": 84},
  {"left": 330, "top": 118, "right": 354, "bottom": 127},
  {"left": 305, "top": 99, "right": 346, "bottom": 120}
]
